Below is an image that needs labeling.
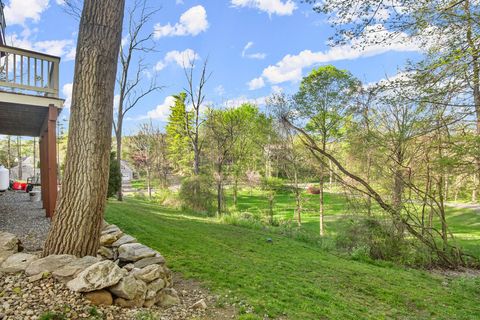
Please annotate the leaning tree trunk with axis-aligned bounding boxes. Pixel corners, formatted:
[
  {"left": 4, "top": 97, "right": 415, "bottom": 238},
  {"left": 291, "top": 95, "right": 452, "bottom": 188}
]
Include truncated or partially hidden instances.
[{"left": 43, "top": 0, "right": 125, "bottom": 257}]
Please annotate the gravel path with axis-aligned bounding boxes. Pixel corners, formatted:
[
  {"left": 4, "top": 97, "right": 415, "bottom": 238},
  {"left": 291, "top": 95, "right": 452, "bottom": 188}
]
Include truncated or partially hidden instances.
[{"left": 0, "top": 191, "right": 50, "bottom": 251}]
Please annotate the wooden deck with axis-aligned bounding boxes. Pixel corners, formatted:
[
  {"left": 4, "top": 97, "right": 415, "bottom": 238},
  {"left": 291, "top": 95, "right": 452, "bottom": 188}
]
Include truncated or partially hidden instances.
[{"left": 0, "top": 45, "right": 64, "bottom": 218}]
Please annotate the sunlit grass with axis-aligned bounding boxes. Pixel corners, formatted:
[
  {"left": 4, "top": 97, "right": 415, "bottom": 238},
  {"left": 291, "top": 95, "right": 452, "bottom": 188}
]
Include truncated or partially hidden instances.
[{"left": 106, "top": 196, "right": 480, "bottom": 319}]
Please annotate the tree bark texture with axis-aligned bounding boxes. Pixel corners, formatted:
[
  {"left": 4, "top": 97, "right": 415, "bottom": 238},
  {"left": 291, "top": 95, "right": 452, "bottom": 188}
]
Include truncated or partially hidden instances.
[{"left": 43, "top": 0, "right": 125, "bottom": 257}]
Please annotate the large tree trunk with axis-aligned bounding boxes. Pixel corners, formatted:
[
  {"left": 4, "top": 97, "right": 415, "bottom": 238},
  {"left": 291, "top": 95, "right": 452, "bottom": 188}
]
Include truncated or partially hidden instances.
[{"left": 43, "top": 0, "right": 125, "bottom": 257}]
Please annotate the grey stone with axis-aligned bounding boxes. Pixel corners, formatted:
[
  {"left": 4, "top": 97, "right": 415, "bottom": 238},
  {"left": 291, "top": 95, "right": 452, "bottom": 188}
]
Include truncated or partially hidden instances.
[
  {"left": 53, "top": 256, "right": 100, "bottom": 282},
  {"left": 156, "top": 288, "right": 180, "bottom": 307},
  {"left": 109, "top": 275, "right": 137, "bottom": 300},
  {"left": 118, "top": 243, "right": 156, "bottom": 262},
  {"left": 0, "top": 232, "right": 19, "bottom": 264},
  {"left": 97, "top": 246, "right": 114, "bottom": 259},
  {"left": 1, "top": 253, "right": 38, "bottom": 273},
  {"left": 133, "top": 255, "right": 165, "bottom": 269},
  {"left": 191, "top": 299, "right": 207, "bottom": 310},
  {"left": 0, "top": 232, "right": 19, "bottom": 252},
  {"left": 99, "top": 233, "right": 117, "bottom": 246},
  {"left": 132, "top": 264, "right": 163, "bottom": 283},
  {"left": 67, "top": 260, "right": 125, "bottom": 292},
  {"left": 145, "top": 278, "right": 165, "bottom": 300},
  {"left": 112, "top": 235, "right": 136, "bottom": 247},
  {"left": 25, "top": 254, "right": 76, "bottom": 276},
  {"left": 136, "top": 279, "right": 147, "bottom": 299}
]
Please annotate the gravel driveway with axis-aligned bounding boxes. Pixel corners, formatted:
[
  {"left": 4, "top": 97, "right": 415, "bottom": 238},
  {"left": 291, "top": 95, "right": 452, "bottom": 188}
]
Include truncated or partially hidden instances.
[{"left": 0, "top": 190, "right": 50, "bottom": 251}]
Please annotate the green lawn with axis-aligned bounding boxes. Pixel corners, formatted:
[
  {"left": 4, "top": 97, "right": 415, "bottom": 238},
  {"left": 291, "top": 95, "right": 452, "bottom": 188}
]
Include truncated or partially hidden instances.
[
  {"left": 106, "top": 197, "right": 480, "bottom": 320},
  {"left": 227, "top": 189, "right": 480, "bottom": 257}
]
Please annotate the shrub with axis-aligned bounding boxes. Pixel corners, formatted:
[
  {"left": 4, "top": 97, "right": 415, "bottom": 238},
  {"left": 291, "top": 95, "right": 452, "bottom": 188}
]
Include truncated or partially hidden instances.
[
  {"left": 336, "top": 218, "right": 409, "bottom": 263},
  {"left": 179, "top": 175, "right": 215, "bottom": 213},
  {"left": 107, "top": 152, "right": 122, "bottom": 198}
]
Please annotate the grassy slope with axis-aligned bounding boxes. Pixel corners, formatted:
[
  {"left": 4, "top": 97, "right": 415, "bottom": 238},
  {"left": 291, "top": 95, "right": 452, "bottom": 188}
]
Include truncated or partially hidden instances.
[{"left": 106, "top": 198, "right": 480, "bottom": 320}]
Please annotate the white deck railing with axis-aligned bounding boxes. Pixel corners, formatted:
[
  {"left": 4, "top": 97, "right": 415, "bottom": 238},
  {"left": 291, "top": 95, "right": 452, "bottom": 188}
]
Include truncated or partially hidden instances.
[{"left": 0, "top": 45, "right": 60, "bottom": 98}]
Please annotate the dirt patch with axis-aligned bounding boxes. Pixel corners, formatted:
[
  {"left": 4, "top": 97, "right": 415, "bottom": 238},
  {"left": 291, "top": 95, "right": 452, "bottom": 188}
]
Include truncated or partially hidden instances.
[{"left": 173, "top": 273, "right": 238, "bottom": 320}]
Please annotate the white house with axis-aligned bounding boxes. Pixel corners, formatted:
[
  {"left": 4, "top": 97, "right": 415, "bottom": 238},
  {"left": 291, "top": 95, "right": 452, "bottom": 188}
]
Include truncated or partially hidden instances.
[
  {"left": 10, "top": 156, "right": 39, "bottom": 181},
  {"left": 120, "top": 160, "right": 134, "bottom": 182}
]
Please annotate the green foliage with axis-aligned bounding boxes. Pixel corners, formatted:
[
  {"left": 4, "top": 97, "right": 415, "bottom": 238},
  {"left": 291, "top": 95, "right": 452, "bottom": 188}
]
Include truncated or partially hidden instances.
[
  {"left": 179, "top": 175, "right": 215, "bottom": 213},
  {"left": 135, "top": 310, "right": 158, "bottom": 320},
  {"left": 88, "top": 306, "right": 103, "bottom": 319},
  {"left": 107, "top": 152, "right": 121, "bottom": 198},
  {"left": 260, "top": 177, "right": 285, "bottom": 224},
  {"left": 165, "top": 92, "right": 193, "bottom": 175},
  {"left": 335, "top": 218, "right": 435, "bottom": 267},
  {"left": 39, "top": 312, "right": 67, "bottom": 320},
  {"left": 294, "top": 65, "right": 360, "bottom": 143}
]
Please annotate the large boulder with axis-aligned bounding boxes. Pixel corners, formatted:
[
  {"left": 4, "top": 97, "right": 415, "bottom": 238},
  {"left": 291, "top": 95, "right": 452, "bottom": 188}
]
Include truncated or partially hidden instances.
[
  {"left": 108, "top": 274, "right": 137, "bottom": 300},
  {"left": 84, "top": 290, "right": 113, "bottom": 306},
  {"left": 136, "top": 279, "right": 147, "bottom": 299},
  {"left": 145, "top": 278, "right": 165, "bottom": 300},
  {"left": 1, "top": 253, "right": 38, "bottom": 273},
  {"left": 0, "top": 232, "right": 19, "bottom": 264},
  {"left": 133, "top": 255, "right": 165, "bottom": 269},
  {"left": 0, "top": 232, "right": 19, "bottom": 252},
  {"left": 52, "top": 256, "right": 101, "bottom": 282},
  {"left": 25, "top": 254, "right": 76, "bottom": 276},
  {"left": 113, "top": 279, "right": 147, "bottom": 308},
  {"left": 132, "top": 264, "right": 163, "bottom": 283},
  {"left": 111, "top": 235, "right": 136, "bottom": 247},
  {"left": 156, "top": 288, "right": 180, "bottom": 307},
  {"left": 118, "top": 243, "right": 156, "bottom": 262},
  {"left": 67, "top": 260, "right": 125, "bottom": 292}
]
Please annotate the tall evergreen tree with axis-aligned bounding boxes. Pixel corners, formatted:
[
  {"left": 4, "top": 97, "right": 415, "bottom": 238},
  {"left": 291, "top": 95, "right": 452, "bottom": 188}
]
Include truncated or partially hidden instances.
[{"left": 165, "top": 93, "right": 193, "bottom": 175}]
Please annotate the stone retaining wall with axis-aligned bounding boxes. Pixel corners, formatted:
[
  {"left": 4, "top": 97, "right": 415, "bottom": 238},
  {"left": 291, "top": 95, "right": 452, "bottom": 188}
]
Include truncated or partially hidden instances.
[{"left": 0, "top": 223, "right": 180, "bottom": 309}]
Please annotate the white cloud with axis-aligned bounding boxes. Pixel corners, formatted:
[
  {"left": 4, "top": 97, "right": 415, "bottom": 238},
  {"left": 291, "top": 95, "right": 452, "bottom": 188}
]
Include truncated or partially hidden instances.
[
  {"left": 248, "top": 77, "right": 265, "bottom": 90},
  {"left": 154, "top": 5, "right": 209, "bottom": 39},
  {"left": 34, "top": 40, "right": 75, "bottom": 58},
  {"left": 214, "top": 85, "right": 225, "bottom": 96},
  {"left": 62, "top": 83, "right": 73, "bottom": 109},
  {"left": 155, "top": 49, "right": 200, "bottom": 71},
  {"left": 224, "top": 95, "right": 268, "bottom": 108},
  {"left": 144, "top": 96, "right": 176, "bottom": 121},
  {"left": 271, "top": 85, "right": 283, "bottom": 93},
  {"left": 231, "top": 0, "right": 297, "bottom": 16},
  {"left": 4, "top": 0, "right": 50, "bottom": 26},
  {"left": 8, "top": 34, "right": 76, "bottom": 61},
  {"left": 241, "top": 41, "right": 266, "bottom": 60},
  {"left": 254, "top": 24, "right": 421, "bottom": 85},
  {"left": 113, "top": 94, "right": 120, "bottom": 112}
]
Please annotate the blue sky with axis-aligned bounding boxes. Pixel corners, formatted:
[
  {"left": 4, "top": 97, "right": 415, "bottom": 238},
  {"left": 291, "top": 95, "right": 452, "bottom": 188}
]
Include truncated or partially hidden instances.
[{"left": 3, "top": 0, "right": 421, "bottom": 134}]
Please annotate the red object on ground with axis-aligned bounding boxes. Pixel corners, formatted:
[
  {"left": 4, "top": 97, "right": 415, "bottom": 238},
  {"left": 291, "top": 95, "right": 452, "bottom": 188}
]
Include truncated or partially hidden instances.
[
  {"left": 307, "top": 185, "right": 321, "bottom": 194},
  {"left": 12, "top": 181, "right": 28, "bottom": 191}
]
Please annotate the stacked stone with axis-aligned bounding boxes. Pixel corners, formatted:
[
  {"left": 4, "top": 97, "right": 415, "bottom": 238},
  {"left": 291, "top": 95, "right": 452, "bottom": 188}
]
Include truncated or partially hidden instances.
[{"left": 0, "top": 224, "right": 180, "bottom": 309}]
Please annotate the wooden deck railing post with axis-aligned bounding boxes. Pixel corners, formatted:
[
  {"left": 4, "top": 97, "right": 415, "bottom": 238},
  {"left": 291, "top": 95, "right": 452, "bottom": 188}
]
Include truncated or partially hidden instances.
[
  {"left": 45, "top": 105, "right": 58, "bottom": 218},
  {"left": 39, "top": 105, "right": 58, "bottom": 218},
  {"left": 39, "top": 132, "right": 48, "bottom": 214}
]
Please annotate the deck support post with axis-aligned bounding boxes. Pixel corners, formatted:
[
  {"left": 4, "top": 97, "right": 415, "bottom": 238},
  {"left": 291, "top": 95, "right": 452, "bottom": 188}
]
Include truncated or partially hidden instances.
[{"left": 39, "top": 105, "right": 58, "bottom": 218}]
